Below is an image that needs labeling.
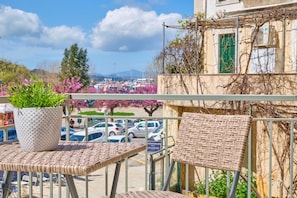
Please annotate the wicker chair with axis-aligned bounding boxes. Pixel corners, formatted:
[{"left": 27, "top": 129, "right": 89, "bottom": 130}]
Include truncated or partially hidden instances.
[{"left": 105, "top": 112, "right": 252, "bottom": 198}]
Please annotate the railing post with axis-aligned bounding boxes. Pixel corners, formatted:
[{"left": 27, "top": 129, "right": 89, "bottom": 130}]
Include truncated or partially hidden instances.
[{"left": 149, "top": 155, "right": 155, "bottom": 190}]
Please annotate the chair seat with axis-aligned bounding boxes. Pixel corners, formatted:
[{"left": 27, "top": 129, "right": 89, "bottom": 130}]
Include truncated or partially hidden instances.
[{"left": 102, "top": 190, "right": 189, "bottom": 198}]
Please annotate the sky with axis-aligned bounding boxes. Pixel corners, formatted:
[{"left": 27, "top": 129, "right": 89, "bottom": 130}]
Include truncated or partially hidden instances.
[{"left": 0, "top": 0, "right": 193, "bottom": 75}]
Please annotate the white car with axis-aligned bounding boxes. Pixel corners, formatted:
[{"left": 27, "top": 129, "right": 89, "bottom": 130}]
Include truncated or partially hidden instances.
[
  {"left": 128, "top": 121, "right": 160, "bottom": 138},
  {"left": 89, "top": 122, "right": 124, "bottom": 136},
  {"left": 114, "top": 119, "right": 134, "bottom": 129},
  {"left": 107, "top": 135, "right": 131, "bottom": 143},
  {"left": 148, "top": 124, "right": 163, "bottom": 141},
  {"left": 69, "top": 130, "right": 106, "bottom": 142}
]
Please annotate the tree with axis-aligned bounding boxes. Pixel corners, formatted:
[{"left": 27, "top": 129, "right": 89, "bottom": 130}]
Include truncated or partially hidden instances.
[
  {"left": 53, "top": 77, "right": 84, "bottom": 114},
  {"left": 53, "top": 77, "right": 83, "bottom": 94},
  {"left": 131, "top": 84, "right": 163, "bottom": 116},
  {"left": 59, "top": 43, "right": 90, "bottom": 88},
  {"left": 94, "top": 83, "right": 130, "bottom": 120},
  {"left": 0, "top": 59, "right": 31, "bottom": 85}
]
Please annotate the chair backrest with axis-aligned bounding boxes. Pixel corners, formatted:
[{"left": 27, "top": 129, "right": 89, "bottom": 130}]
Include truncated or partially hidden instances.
[{"left": 172, "top": 112, "right": 252, "bottom": 172}]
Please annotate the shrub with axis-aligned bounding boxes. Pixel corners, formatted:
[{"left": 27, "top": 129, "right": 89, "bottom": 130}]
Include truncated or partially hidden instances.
[{"left": 194, "top": 171, "right": 257, "bottom": 198}]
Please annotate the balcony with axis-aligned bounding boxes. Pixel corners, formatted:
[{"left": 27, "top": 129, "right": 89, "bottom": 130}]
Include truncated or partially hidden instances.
[{"left": 0, "top": 94, "right": 296, "bottom": 198}]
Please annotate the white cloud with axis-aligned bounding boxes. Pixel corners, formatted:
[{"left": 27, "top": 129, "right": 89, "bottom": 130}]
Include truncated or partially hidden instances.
[
  {"left": 22, "top": 26, "right": 86, "bottom": 48},
  {"left": 0, "top": 6, "right": 86, "bottom": 48},
  {"left": 0, "top": 6, "right": 42, "bottom": 37},
  {"left": 41, "top": 26, "right": 85, "bottom": 47},
  {"left": 91, "top": 6, "right": 181, "bottom": 51}
]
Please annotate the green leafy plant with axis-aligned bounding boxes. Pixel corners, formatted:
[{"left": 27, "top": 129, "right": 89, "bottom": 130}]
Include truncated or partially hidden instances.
[
  {"left": 194, "top": 171, "right": 257, "bottom": 198},
  {"left": 8, "top": 80, "right": 67, "bottom": 108}
]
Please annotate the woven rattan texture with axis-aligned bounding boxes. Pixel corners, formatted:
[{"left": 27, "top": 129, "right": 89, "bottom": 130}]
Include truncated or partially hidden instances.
[
  {"left": 172, "top": 112, "right": 251, "bottom": 172},
  {"left": 101, "top": 190, "right": 188, "bottom": 198},
  {"left": 0, "top": 141, "right": 146, "bottom": 175},
  {"left": 13, "top": 107, "right": 62, "bottom": 152}
]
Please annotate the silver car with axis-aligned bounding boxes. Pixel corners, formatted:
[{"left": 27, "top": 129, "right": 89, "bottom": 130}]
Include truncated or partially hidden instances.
[
  {"left": 90, "top": 122, "right": 125, "bottom": 136},
  {"left": 69, "top": 130, "right": 106, "bottom": 142},
  {"left": 115, "top": 119, "right": 134, "bottom": 129},
  {"left": 128, "top": 121, "right": 160, "bottom": 138}
]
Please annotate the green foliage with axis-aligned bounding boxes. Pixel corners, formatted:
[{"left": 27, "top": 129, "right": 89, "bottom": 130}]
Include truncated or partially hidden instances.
[
  {"left": 8, "top": 80, "right": 67, "bottom": 108},
  {"left": 0, "top": 59, "right": 31, "bottom": 85},
  {"left": 194, "top": 171, "right": 257, "bottom": 198},
  {"left": 79, "top": 111, "right": 134, "bottom": 116},
  {"left": 59, "top": 43, "right": 90, "bottom": 88}
]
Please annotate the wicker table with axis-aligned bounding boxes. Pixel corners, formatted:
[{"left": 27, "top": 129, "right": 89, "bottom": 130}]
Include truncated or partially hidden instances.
[{"left": 0, "top": 141, "right": 146, "bottom": 198}]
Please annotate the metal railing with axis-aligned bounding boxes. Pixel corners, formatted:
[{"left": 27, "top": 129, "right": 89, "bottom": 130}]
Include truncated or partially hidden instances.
[{"left": 0, "top": 94, "right": 296, "bottom": 198}]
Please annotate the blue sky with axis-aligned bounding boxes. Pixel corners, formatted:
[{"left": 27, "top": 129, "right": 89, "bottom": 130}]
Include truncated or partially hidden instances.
[{"left": 0, "top": 0, "right": 193, "bottom": 75}]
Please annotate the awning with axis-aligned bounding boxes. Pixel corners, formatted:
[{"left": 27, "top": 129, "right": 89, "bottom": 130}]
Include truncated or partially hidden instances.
[{"left": 0, "top": 103, "right": 14, "bottom": 113}]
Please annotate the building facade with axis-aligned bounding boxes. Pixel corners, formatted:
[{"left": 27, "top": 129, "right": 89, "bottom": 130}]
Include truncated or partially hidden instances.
[{"left": 158, "top": 1, "right": 297, "bottom": 197}]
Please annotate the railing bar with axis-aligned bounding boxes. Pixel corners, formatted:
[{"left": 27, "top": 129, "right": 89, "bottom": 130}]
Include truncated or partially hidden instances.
[
  {"left": 17, "top": 171, "right": 21, "bottom": 198},
  {"left": 124, "top": 119, "right": 129, "bottom": 192},
  {"left": 103, "top": 112, "right": 109, "bottom": 195},
  {"left": 227, "top": 171, "right": 230, "bottom": 197},
  {"left": 68, "top": 93, "right": 297, "bottom": 102},
  {"left": 253, "top": 117, "right": 297, "bottom": 121},
  {"left": 49, "top": 174, "right": 53, "bottom": 198},
  {"left": 39, "top": 173, "right": 43, "bottom": 198},
  {"left": 29, "top": 172, "right": 33, "bottom": 198},
  {"left": 290, "top": 120, "right": 294, "bottom": 198},
  {"left": 164, "top": 118, "right": 169, "bottom": 182},
  {"left": 125, "top": 157, "right": 128, "bottom": 192},
  {"left": 206, "top": 168, "right": 209, "bottom": 198},
  {"left": 105, "top": 167, "right": 108, "bottom": 196},
  {"left": 269, "top": 121, "right": 273, "bottom": 198},
  {"left": 185, "top": 164, "right": 189, "bottom": 195},
  {"left": 85, "top": 175, "right": 88, "bottom": 198},
  {"left": 144, "top": 119, "right": 148, "bottom": 190},
  {"left": 248, "top": 121, "right": 252, "bottom": 198},
  {"left": 58, "top": 174, "right": 61, "bottom": 198},
  {"left": 161, "top": 157, "right": 164, "bottom": 189}
]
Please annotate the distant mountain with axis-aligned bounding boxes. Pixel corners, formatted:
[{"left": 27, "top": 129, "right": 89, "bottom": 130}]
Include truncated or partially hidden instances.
[
  {"left": 90, "top": 69, "right": 144, "bottom": 81},
  {"left": 109, "top": 69, "right": 144, "bottom": 79}
]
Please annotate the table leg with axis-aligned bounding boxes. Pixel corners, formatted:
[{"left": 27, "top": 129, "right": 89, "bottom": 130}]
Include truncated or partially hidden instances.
[
  {"left": 2, "top": 171, "right": 13, "bottom": 198},
  {"left": 64, "top": 175, "right": 78, "bottom": 198},
  {"left": 110, "top": 161, "right": 122, "bottom": 198}
]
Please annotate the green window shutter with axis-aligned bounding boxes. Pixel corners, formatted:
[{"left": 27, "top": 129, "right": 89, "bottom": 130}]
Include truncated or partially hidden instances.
[{"left": 219, "top": 34, "right": 235, "bottom": 73}]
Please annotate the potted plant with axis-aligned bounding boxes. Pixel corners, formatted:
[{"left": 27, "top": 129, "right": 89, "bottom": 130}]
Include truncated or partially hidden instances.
[{"left": 8, "top": 79, "right": 67, "bottom": 152}]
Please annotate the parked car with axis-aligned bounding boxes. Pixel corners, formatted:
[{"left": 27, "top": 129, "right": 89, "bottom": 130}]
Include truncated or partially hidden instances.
[
  {"left": 87, "top": 118, "right": 105, "bottom": 126},
  {"left": 90, "top": 122, "right": 124, "bottom": 136},
  {"left": 133, "top": 119, "right": 145, "bottom": 126},
  {"left": 60, "top": 126, "right": 76, "bottom": 140},
  {"left": 114, "top": 119, "right": 134, "bottom": 129},
  {"left": 148, "top": 124, "right": 163, "bottom": 141},
  {"left": 0, "top": 128, "right": 18, "bottom": 142},
  {"left": 128, "top": 121, "right": 161, "bottom": 138},
  {"left": 107, "top": 135, "right": 131, "bottom": 143},
  {"left": 69, "top": 130, "right": 105, "bottom": 142}
]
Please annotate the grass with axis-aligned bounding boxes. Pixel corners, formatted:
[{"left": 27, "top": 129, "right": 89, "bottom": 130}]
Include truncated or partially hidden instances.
[{"left": 79, "top": 111, "right": 135, "bottom": 116}]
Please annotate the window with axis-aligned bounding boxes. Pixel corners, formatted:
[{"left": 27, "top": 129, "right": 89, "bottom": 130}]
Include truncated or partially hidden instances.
[
  {"left": 219, "top": 34, "right": 235, "bottom": 73},
  {"left": 148, "top": 123, "right": 154, "bottom": 127},
  {"left": 138, "top": 123, "right": 145, "bottom": 128},
  {"left": 95, "top": 123, "right": 104, "bottom": 128},
  {"left": 89, "top": 132, "right": 103, "bottom": 141}
]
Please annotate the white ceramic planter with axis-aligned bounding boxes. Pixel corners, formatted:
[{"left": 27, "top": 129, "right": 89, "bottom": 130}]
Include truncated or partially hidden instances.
[{"left": 13, "top": 106, "right": 63, "bottom": 152}]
